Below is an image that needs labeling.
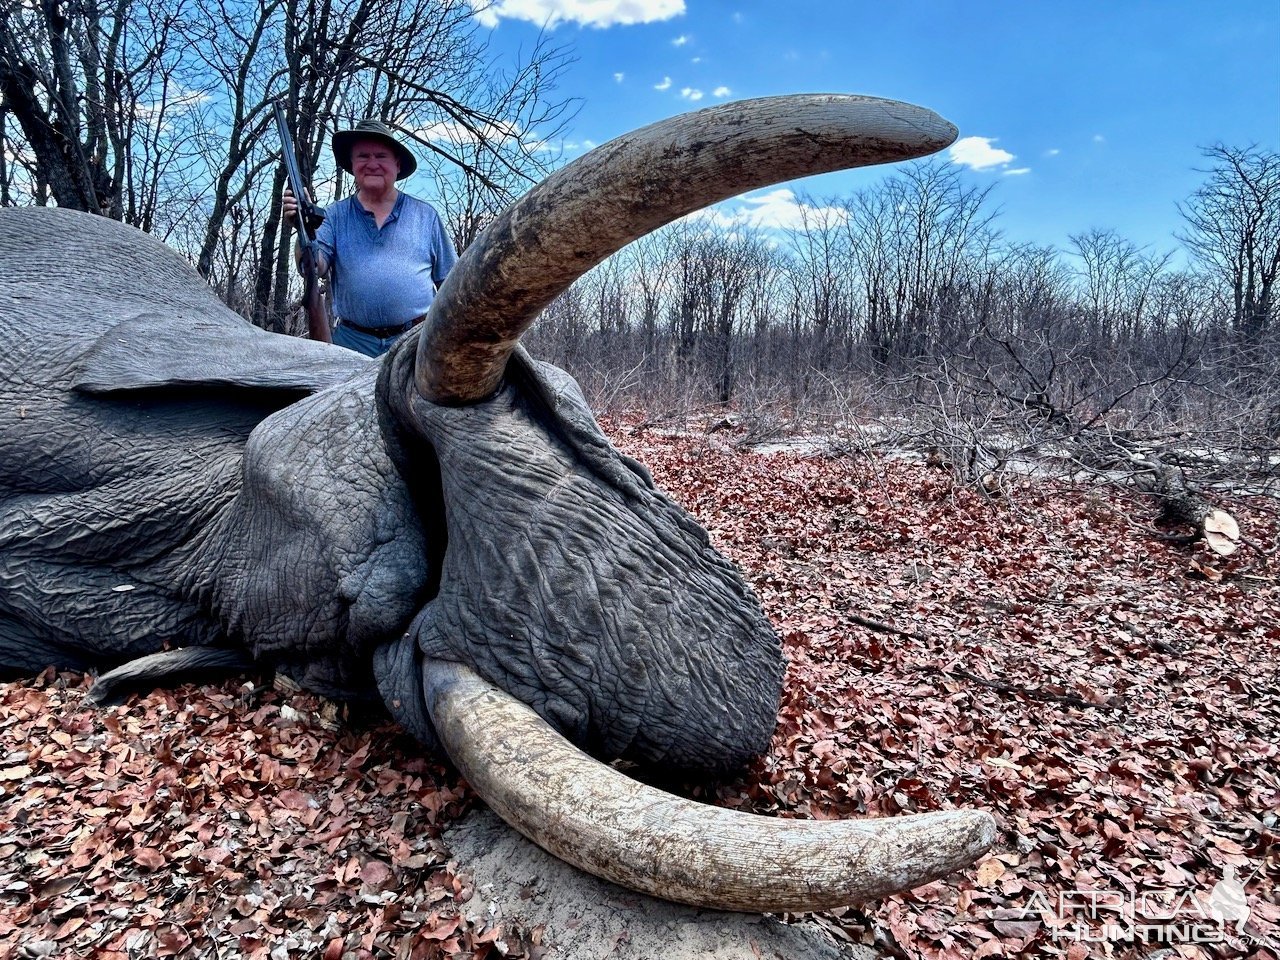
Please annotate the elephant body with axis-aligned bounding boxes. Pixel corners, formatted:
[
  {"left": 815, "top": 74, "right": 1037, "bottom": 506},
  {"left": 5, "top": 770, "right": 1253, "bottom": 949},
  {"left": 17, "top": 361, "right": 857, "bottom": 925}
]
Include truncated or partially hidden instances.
[{"left": 0, "top": 206, "right": 782, "bottom": 772}]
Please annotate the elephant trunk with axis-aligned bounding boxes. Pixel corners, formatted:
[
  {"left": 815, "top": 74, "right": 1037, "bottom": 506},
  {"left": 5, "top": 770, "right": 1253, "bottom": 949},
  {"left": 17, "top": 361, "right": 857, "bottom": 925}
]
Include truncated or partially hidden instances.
[
  {"left": 426, "top": 659, "right": 997, "bottom": 912},
  {"left": 412, "top": 94, "right": 958, "bottom": 405}
]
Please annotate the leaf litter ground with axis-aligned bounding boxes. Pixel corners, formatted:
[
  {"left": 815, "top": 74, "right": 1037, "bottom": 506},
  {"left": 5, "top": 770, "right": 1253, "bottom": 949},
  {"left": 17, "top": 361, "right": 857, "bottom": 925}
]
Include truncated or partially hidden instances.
[{"left": 1, "top": 415, "right": 1276, "bottom": 959}]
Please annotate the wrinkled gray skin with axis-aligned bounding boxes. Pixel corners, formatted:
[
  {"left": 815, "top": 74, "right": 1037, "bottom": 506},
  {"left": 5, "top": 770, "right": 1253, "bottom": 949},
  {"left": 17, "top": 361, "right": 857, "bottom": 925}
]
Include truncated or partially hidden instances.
[{"left": 0, "top": 207, "right": 782, "bottom": 773}]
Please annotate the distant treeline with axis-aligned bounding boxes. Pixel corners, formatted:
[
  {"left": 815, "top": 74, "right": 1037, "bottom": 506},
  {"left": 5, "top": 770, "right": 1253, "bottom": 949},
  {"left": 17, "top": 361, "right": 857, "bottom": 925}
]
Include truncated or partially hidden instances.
[{"left": 524, "top": 152, "right": 1278, "bottom": 422}]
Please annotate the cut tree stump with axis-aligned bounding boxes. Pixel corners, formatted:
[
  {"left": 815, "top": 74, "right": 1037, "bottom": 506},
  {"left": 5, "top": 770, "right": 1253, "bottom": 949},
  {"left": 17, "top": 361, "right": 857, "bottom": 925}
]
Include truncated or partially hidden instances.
[{"left": 1132, "top": 455, "right": 1240, "bottom": 555}]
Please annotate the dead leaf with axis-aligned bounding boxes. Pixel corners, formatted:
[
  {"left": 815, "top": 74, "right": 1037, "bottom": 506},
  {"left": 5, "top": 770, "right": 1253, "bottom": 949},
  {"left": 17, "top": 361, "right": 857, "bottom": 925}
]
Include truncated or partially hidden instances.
[
  {"left": 132, "top": 847, "right": 165, "bottom": 870},
  {"left": 976, "top": 858, "right": 1006, "bottom": 887}
]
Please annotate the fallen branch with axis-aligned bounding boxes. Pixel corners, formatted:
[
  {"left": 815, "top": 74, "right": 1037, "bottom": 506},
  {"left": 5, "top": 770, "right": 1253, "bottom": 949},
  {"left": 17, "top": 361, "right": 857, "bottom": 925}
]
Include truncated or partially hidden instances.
[
  {"left": 849, "top": 613, "right": 929, "bottom": 643},
  {"left": 924, "top": 664, "right": 1121, "bottom": 712}
]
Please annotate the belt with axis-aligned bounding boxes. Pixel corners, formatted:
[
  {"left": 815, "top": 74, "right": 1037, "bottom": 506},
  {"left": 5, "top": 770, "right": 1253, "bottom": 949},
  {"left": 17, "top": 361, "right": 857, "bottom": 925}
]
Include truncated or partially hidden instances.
[{"left": 338, "top": 315, "right": 424, "bottom": 338}]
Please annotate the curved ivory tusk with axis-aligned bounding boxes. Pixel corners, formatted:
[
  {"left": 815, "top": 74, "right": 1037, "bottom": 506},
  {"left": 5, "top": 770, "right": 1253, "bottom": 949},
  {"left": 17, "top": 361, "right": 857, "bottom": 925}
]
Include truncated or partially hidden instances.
[
  {"left": 426, "top": 659, "right": 997, "bottom": 912},
  {"left": 415, "top": 94, "right": 958, "bottom": 404}
]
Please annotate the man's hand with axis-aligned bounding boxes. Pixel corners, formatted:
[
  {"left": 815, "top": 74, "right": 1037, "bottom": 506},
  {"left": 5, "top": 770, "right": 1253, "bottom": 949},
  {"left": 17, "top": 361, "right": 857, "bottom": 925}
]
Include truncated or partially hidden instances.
[
  {"left": 282, "top": 185, "right": 330, "bottom": 276},
  {"left": 282, "top": 185, "right": 326, "bottom": 233}
]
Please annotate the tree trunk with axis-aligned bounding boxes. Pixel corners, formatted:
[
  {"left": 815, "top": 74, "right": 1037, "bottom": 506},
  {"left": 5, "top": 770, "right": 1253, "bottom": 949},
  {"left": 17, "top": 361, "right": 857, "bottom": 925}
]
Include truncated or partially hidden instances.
[{"left": 256, "top": 167, "right": 288, "bottom": 331}]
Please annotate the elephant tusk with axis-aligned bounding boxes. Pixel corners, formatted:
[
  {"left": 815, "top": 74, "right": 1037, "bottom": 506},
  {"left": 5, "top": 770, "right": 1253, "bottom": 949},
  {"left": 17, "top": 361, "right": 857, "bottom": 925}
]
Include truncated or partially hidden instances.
[
  {"left": 412, "top": 94, "right": 958, "bottom": 404},
  {"left": 425, "top": 659, "right": 997, "bottom": 912}
]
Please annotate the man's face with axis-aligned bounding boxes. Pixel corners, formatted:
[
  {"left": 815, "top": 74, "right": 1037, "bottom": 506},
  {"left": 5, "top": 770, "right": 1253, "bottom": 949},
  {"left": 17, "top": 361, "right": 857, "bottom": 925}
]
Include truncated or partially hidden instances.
[{"left": 352, "top": 138, "right": 400, "bottom": 191}]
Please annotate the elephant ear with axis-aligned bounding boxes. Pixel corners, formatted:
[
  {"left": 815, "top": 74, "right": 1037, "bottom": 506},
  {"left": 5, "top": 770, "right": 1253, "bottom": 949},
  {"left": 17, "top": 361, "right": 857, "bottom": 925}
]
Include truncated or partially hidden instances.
[{"left": 71, "top": 311, "right": 366, "bottom": 395}]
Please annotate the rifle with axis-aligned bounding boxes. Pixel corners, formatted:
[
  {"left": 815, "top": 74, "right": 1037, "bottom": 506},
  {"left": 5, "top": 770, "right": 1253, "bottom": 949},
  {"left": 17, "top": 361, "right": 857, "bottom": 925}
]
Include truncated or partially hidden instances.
[{"left": 273, "top": 100, "right": 331, "bottom": 343}]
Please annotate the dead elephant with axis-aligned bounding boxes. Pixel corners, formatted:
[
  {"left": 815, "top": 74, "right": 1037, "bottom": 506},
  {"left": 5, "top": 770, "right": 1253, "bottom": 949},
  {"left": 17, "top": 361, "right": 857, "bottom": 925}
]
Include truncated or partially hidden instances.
[{"left": 0, "top": 94, "right": 996, "bottom": 911}]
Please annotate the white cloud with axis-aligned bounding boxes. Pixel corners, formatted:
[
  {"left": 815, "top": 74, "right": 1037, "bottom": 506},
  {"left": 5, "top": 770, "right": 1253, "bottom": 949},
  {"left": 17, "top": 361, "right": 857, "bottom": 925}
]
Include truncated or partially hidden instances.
[
  {"left": 1093, "top": 134, "right": 1106, "bottom": 144},
  {"left": 680, "top": 87, "right": 703, "bottom": 101},
  {"left": 613, "top": 72, "right": 625, "bottom": 83},
  {"left": 654, "top": 76, "right": 672, "bottom": 91},
  {"left": 417, "top": 118, "right": 523, "bottom": 146},
  {"left": 713, "top": 86, "right": 731, "bottom": 98},
  {"left": 134, "top": 87, "right": 211, "bottom": 122},
  {"left": 1003, "top": 167, "right": 1031, "bottom": 176},
  {"left": 170, "top": 89, "right": 211, "bottom": 109},
  {"left": 1045, "top": 148, "right": 1061, "bottom": 157},
  {"left": 672, "top": 34, "right": 689, "bottom": 45},
  {"left": 550, "top": 137, "right": 598, "bottom": 153},
  {"left": 469, "top": 0, "right": 685, "bottom": 29},
  {"left": 695, "top": 188, "right": 847, "bottom": 232},
  {"left": 949, "top": 136, "right": 1016, "bottom": 172},
  {"left": 691, "top": 56, "right": 701, "bottom": 63}
]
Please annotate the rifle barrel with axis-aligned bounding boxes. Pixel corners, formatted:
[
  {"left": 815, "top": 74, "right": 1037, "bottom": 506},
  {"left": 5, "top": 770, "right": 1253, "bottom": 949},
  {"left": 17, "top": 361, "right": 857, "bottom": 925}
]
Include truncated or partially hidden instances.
[
  {"left": 274, "top": 100, "right": 332, "bottom": 343},
  {"left": 275, "top": 101, "right": 314, "bottom": 242}
]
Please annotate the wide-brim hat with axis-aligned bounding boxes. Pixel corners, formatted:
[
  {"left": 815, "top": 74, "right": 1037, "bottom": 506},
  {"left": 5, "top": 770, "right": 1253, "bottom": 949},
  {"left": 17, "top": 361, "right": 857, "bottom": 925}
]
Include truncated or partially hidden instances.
[{"left": 332, "top": 119, "right": 417, "bottom": 179}]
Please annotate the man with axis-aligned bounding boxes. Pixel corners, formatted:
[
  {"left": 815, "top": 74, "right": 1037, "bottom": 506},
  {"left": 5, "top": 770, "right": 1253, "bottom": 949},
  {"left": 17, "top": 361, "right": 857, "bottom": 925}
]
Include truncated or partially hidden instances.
[{"left": 283, "top": 119, "right": 457, "bottom": 357}]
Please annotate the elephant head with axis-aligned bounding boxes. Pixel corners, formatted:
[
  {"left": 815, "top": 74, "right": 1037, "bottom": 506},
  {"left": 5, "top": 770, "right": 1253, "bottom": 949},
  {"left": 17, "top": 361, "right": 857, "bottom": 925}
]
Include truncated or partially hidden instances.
[{"left": 0, "top": 95, "right": 996, "bottom": 912}]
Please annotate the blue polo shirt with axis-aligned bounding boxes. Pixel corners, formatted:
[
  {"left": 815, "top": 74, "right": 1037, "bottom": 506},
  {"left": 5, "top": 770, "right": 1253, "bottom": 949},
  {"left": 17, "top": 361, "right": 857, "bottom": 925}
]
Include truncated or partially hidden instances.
[{"left": 314, "top": 192, "right": 457, "bottom": 329}]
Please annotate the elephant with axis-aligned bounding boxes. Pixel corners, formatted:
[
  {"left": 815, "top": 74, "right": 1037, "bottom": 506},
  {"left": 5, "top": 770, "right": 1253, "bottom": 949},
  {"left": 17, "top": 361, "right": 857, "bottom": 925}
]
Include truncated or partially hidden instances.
[{"left": 0, "top": 94, "right": 996, "bottom": 912}]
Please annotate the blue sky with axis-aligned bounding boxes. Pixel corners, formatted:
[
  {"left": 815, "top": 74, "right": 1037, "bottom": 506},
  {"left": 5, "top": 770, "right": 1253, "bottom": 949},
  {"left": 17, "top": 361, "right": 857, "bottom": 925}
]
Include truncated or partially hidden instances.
[{"left": 468, "top": 0, "right": 1280, "bottom": 257}]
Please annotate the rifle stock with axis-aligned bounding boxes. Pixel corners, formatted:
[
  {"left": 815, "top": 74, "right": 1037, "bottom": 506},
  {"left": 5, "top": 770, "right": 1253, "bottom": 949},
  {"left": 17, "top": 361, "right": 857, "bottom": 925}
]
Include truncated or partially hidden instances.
[{"left": 274, "top": 101, "right": 332, "bottom": 344}]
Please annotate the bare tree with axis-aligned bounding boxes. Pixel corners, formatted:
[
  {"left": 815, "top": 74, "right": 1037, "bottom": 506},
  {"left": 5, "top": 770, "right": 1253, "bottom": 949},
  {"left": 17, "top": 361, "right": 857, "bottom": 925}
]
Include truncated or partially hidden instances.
[
  {"left": 785, "top": 194, "right": 852, "bottom": 363},
  {"left": 736, "top": 242, "right": 792, "bottom": 405},
  {"left": 660, "top": 223, "right": 767, "bottom": 403},
  {"left": 843, "top": 159, "right": 998, "bottom": 365},
  {"left": 0, "top": 0, "right": 206, "bottom": 219},
  {"left": 419, "top": 32, "right": 575, "bottom": 252},
  {"left": 1069, "top": 228, "right": 1174, "bottom": 349},
  {"left": 623, "top": 231, "right": 670, "bottom": 357},
  {"left": 1179, "top": 143, "right": 1280, "bottom": 339},
  {"left": 985, "top": 243, "right": 1074, "bottom": 340}
]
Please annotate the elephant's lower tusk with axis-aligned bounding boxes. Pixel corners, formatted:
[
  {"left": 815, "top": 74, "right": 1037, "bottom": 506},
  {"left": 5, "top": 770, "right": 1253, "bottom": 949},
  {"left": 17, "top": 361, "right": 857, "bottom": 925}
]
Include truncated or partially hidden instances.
[{"left": 425, "top": 659, "right": 997, "bottom": 912}]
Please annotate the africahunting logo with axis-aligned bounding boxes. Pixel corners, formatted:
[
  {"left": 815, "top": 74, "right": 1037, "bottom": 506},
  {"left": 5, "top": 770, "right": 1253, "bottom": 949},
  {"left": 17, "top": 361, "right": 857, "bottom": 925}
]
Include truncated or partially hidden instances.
[{"left": 986, "top": 863, "right": 1274, "bottom": 947}]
